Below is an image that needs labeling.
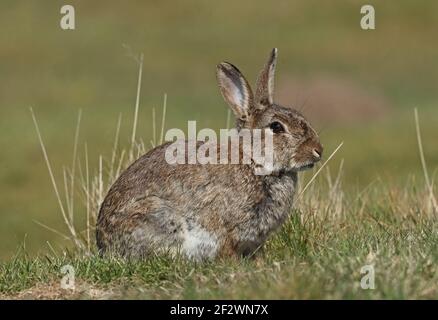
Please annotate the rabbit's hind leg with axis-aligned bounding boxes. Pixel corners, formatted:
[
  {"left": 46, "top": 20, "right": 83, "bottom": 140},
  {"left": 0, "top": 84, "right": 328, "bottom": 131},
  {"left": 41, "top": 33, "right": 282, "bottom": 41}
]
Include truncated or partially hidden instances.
[
  {"left": 179, "top": 216, "right": 220, "bottom": 261},
  {"left": 103, "top": 195, "right": 221, "bottom": 261},
  {"left": 109, "top": 195, "right": 185, "bottom": 259}
]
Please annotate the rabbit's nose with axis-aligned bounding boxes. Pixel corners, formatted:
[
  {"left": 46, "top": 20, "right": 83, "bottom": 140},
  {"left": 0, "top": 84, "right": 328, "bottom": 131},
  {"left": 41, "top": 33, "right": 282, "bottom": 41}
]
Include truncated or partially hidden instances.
[{"left": 312, "top": 145, "right": 323, "bottom": 161}]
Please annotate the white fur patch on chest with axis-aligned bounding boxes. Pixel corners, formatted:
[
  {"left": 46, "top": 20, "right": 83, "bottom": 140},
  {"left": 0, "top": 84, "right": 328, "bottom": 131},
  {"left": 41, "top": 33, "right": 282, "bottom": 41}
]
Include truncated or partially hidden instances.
[{"left": 181, "top": 222, "right": 218, "bottom": 260}]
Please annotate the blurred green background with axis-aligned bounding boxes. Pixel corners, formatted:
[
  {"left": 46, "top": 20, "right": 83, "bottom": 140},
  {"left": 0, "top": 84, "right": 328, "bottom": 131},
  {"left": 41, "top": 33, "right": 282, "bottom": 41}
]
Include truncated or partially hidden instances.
[{"left": 0, "top": 0, "right": 437, "bottom": 259}]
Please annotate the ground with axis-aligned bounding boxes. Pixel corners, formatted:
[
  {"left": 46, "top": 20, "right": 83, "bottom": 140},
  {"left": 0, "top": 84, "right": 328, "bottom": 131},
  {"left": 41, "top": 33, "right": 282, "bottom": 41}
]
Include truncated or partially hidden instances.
[{"left": 1, "top": 178, "right": 436, "bottom": 299}]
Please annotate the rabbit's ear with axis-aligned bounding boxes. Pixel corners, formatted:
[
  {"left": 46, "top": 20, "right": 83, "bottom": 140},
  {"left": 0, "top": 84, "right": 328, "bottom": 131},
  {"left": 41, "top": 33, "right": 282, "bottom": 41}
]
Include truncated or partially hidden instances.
[
  {"left": 255, "top": 48, "right": 278, "bottom": 108},
  {"left": 217, "top": 62, "right": 254, "bottom": 120}
]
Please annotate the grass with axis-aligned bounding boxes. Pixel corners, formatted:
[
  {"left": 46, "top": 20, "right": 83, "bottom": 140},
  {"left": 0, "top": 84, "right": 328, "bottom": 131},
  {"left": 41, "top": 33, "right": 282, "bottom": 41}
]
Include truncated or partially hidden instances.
[{"left": 1, "top": 177, "right": 437, "bottom": 299}]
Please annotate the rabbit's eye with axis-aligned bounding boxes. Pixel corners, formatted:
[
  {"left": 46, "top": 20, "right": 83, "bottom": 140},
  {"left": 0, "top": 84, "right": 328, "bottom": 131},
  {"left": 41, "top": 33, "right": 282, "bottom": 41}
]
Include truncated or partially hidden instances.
[{"left": 269, "top": 121, "right": 285, "bottom": 134}]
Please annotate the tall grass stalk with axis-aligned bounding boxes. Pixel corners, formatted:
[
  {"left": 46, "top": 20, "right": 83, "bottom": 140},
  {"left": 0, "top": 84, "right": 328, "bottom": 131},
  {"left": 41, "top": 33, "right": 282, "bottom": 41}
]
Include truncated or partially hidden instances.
[
  {"left": 414, "top": 108, "right": 437, "bottom": 214},
  {"left": 30, "top": 108, "right": 83, "bottom": 250},
  {"left": 129, "top": 53, "right": 144, "bottom": 162}
]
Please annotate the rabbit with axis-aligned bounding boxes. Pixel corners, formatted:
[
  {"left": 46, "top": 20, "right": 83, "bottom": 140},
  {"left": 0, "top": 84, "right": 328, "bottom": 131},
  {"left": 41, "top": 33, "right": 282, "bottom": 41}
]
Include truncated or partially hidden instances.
[{"left": 96, "top": 48, "right": 323, "bottom": 260}]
